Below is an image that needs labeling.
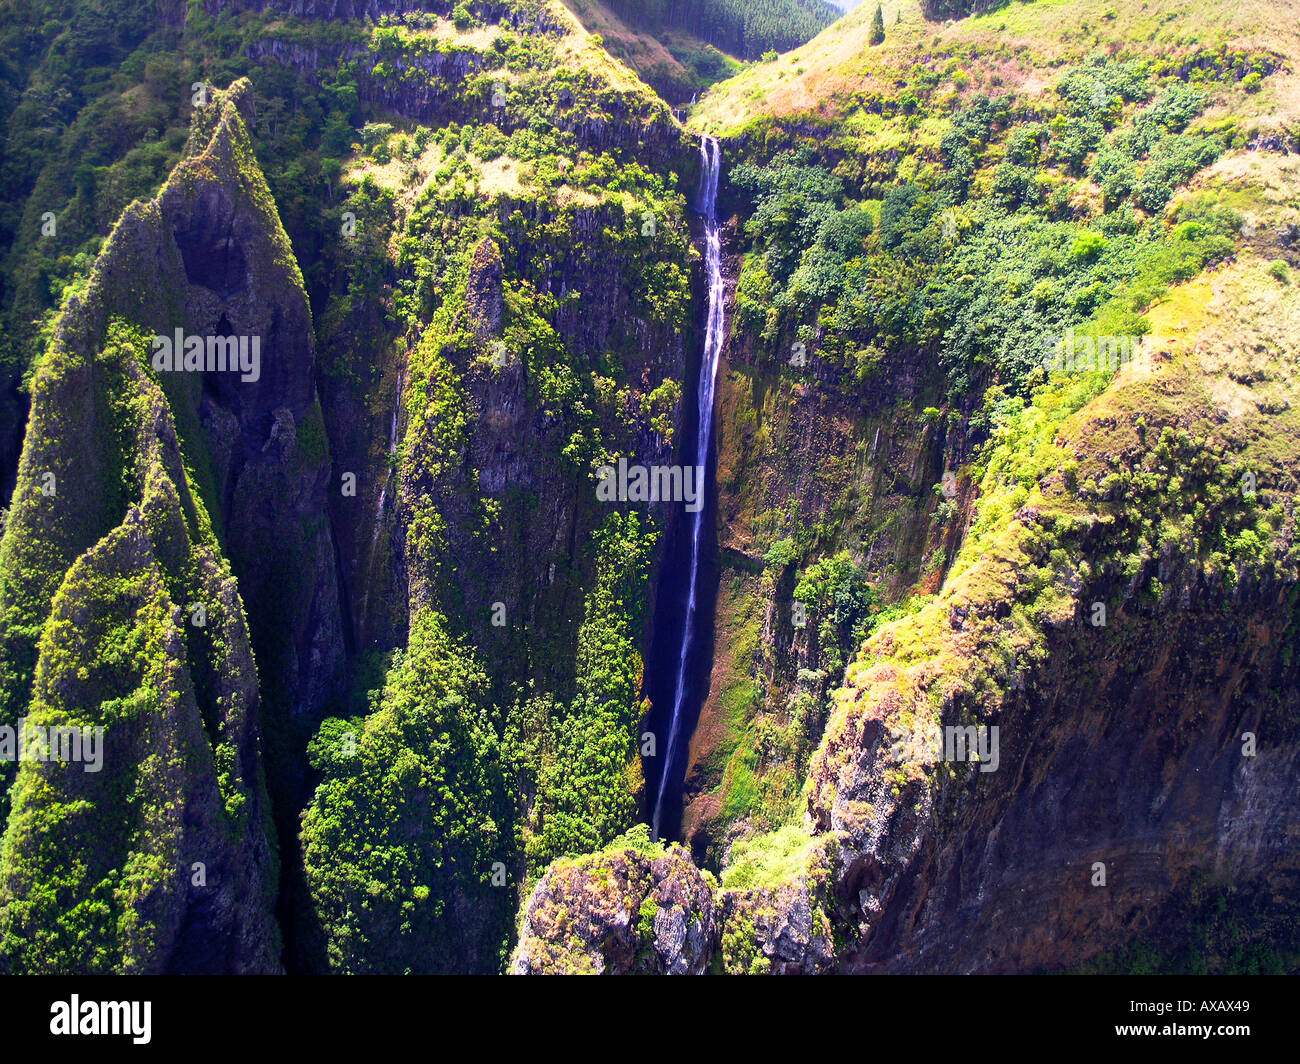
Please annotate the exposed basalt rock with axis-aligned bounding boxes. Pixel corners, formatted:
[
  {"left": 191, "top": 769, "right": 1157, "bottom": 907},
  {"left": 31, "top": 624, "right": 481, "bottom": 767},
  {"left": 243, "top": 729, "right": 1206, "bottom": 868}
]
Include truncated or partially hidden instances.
[
  {"left": 167, "top": 81, "right": 345, "bottom": 724},
  {"left": 512, "top": 840, "right": 717, "bottom": 974},
  {"left": 811, "top": 569, "right": 1300, "bottom": 972},
  {"left": 510, "top": 837, "right": 846, "bottom": 975},
  {"left": 717, "top": 846, "right": 840, "bottom": 975},
  {"left": 680, "top": 225, "right": 970, "bottom": 863},
  {"left": 245, "top": 36, "right": 490, "bottom": 124},
  {"left": 466, "top": 238, "right": 504, "bottom": 340},
  {"left": 208, "top": 0, "right": 559, "bottom": 32}
]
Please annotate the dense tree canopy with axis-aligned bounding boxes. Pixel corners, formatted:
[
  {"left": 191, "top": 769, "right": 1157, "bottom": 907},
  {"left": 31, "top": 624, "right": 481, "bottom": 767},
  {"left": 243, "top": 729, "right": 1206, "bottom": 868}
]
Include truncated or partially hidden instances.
[{"left": 602, "top": 0, "right": 840, "bottom": 60}]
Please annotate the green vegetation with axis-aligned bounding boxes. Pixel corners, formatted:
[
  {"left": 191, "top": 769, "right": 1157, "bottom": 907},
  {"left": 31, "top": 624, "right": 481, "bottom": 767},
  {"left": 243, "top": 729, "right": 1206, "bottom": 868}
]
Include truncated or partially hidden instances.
[
  {"left": 725, "top": 57, "right": 1245, "bottom": 395},
  {"left": 514, "top": 512, "right": 656, "bottom": 876},
  {"left": 1069, "top": 874, "right": 1300, "bottom": 974},
  {"left": 4, "top": 0, "right": 1300, "bottom": 978},
  {"left": 302, "top": 609, "right": 508, "bottom": 974},
  {"left": 600, "top": 0, "right": 840, "bottom": 60},
  {"left": 674, "top": 0, "right": 1300, "bottom": 976},
  {"left": 0, "top": 0, "right": 697, "bottom": 974},
  {"left": 2, "top": 529, "right": 185, "bottom": 973},
  {"left": 792, "top": 550, "right": 879, "bottom": 673},
  {"left": 868, "top": 4, "right": 885, "bottom": 47},
  {"left": 720, "top": 822, "right": 817, "bottom": 890},
  {"left": 0, "top": 320, "right": 278, "bottom": 973}
]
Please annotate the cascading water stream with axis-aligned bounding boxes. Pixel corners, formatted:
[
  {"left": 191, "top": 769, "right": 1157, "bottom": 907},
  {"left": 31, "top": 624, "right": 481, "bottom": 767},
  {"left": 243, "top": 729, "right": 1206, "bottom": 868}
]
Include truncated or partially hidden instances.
[
  {"left": 374, "top": 362, "right": 405, "bottom": 525},
  {"left": 652, "top": 134, "right": 725, "bottom": 840},
  {"left": 357, "top": 359, "right": 405, "bottom": 628}
]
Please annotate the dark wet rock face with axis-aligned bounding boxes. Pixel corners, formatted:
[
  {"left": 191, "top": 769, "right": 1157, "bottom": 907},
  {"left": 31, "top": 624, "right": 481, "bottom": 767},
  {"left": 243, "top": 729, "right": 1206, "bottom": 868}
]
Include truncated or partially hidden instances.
[
  {"left": 161, "top": 84, "right": 344, "bottom": 726},
  {"left": 815, "top": 587, "right": 1300, "bottom": 974}
]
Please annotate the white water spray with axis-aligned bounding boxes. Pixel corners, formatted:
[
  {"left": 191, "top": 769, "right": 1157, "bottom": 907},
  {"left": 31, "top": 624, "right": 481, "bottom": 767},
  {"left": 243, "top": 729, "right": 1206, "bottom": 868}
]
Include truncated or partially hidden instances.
[{"left": 652, "top": 134, "right": 725, "bottom": 840}]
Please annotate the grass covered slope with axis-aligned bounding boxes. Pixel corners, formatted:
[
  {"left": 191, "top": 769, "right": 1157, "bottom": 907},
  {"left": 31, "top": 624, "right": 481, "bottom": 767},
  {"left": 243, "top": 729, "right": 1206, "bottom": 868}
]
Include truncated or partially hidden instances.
[
  {"left": 558, "top": 0, "right": 743, "bottom": 102},
  {"left": 692, "top": 0, "right": 1297, "bottom": 136}
]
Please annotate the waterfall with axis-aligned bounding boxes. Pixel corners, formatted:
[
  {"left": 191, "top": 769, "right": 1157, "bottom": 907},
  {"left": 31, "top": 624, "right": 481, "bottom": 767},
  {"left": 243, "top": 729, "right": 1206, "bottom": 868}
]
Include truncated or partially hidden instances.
[
  {"left": 652, "top": 134, "right": 725, "bottom": 841},
  {"left": 357, "top": 358, "right": 405, "bottom": 631},
  {"left": 374, "top": 361, "right": 405, "bottom": 526}
]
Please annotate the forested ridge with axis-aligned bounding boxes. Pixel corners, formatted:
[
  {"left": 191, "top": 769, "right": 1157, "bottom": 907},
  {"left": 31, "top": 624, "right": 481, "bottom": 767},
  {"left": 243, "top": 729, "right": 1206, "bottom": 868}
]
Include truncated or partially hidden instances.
[{"left": 600, "top": 0, "right": 841, "bottom": 60}]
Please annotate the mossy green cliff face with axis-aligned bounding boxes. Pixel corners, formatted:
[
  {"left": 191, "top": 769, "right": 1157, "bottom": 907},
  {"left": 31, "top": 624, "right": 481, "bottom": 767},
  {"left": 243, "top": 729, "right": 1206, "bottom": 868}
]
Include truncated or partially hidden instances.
[
  {"left": 292, "top": 6, "right": 701, "bottom": 963},
  {"left": 802, "top": 326, "right": 1300, "bottom": 973},
  {"left": 0, "top": 0, "right": 825, "bottom": 973},
  {"left": 3, "top": 1, "right": 708, "bottom": 973},
  {"left": 0, "top": 79, "right": 336, "bottom": 972},
  {"left": 0, "top": 317, "right": 280, "bottom": 973},
  {"left": 516, "top": 260, "right": 1300, "bottom": 973},
  {"left": 1, "top": 77, "right": 344, "bottom": 767},
  {"left": 678, "top": 225, "right": 961, "bottom": 866}
]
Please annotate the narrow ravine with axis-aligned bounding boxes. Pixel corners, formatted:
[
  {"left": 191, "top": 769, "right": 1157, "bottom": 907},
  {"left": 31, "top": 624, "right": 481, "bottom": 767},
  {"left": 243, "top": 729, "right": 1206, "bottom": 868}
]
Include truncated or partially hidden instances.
[
  {"left": 357, "top": 356, "right": 406, "bottom": 632},
  {"left": 651, "top": 134, "right": 726, "bottom": 841}
]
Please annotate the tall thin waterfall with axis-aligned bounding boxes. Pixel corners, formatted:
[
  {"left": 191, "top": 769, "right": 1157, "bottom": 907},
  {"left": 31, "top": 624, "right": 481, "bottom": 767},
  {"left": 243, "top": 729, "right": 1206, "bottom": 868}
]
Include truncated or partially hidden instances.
[
  {"left": 652, "top": 134, "right": 725, "bottom": 840},
  {"left": 357, "top": 358, "right": 405, "bottom": 630}
]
